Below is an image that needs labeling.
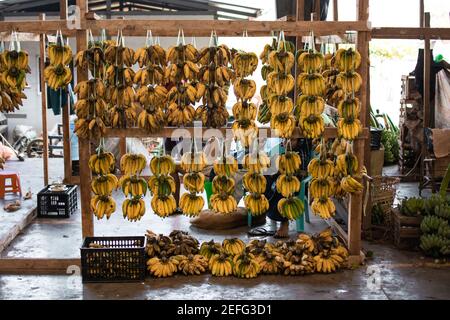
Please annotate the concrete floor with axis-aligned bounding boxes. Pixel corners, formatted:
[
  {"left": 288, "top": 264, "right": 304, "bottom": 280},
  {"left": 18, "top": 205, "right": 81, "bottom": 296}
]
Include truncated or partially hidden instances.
[{"left": 0, "top": 159, "right": 448, "bottom": 300}]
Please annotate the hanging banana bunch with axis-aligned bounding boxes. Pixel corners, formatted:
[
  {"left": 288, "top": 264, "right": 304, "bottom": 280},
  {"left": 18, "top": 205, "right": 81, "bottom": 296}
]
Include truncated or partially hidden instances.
[
  {"left": 295, "top": 34, "right": 326, "bottom": 140},
  {"left": 104, "top": 32, "right": 137, "bottom": 129},
  {"left": 231, "top": 48, "right": 259, "bottom": 147},
  {"left": 243, "top": 147, "right": 270, "bottom": 216},
  {"left": 275, "top": 146, "right": 304, "bottom": 220},
  {"left": 119, "top": 152, "right": 148, "bottom": 222},
  {"left": 0, "top": 33, "right": 30, "bottom": 113},
  {"left": 88, "top": 144, "right": 117, "bottom": 220},
  {"left": 195, "top": 32, "right": 232, "bottom": 128},
  {"left": 135, "top": 32, "right": 168, "bottom": 133},
  {"left": 334, "top": 142, "right": 364, "bottom": 195},
  {"left": 73, "top": 31, "right": 110, "bottom": 140},
  {"left": 307, "top": 139, "right": 337, "bottom": 219},
  {"left": 180, "top": 141, "right": 207, "bottom": 217},
  {"left": 334, "top": 47, "right": 363, "bottom": 141},
  {"left": 44, "top": 31, "right": 72, "bottom": 90},
  {"left": 210, "top": 142, "right": 238, "bottom": 214},
  {"left": 149, "top": 154, "right": 177, "bottom": 218},
  {"left": 321, "top": 43, "right": 342, "bottom": 107},
  {"left": 165, "top": 32, "right": 200, "bottom": 127},
  {"left": 268, "top": 32, "right": 296, "bottom": 139}
]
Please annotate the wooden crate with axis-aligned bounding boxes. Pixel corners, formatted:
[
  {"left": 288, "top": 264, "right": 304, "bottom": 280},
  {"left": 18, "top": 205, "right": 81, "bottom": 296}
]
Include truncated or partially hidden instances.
[{"left": 392, "top": 208, "right": 423, "bottom": 249}]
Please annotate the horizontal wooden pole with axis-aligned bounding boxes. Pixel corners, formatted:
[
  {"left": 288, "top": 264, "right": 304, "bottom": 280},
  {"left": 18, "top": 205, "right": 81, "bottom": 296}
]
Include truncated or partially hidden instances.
[
  {"left": 0, "top": 258, "right": 80, "bottom": 275},
  {"left": 83, "top": 20, "right": 369, "bottom": 37},
  {"left": 103, "top": 126, "right": 369, "bottom": 140},
  {"left": 0, "top": 19, "right": 368, "bottom": 37},
  {"left": 372, "top": 27, "right": 450, "bottom": 40}
]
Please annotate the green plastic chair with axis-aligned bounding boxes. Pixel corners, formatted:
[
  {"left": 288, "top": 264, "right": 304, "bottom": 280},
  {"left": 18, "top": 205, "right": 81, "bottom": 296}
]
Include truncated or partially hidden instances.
[{"left": 204, "top": 181, "right": 213, "bottom": 209}]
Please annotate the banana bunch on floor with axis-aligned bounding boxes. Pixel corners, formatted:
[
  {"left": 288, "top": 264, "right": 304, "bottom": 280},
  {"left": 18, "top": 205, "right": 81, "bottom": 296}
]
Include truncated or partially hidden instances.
[
  {"left": 73, "top": 78, "right": 108, "bottom": 139},
  {"left": 296, "top": 49, "right": 326, "bottom": 139},
  {"left": 0, "top": 48, "right": 30, "bottom": 113},
  {"left": 243, "top": 150, "right": 270, "bottom": 216},
  {"left": 103, "top": 37, "right": 137, "bottom": 129},
  {"left": 231, "top": 50, "right": 259, "bottom": 147},
  {"left": 194, "top": 42, "right": 231, "bottom": 128},
  {"left": 44, "top": 39, "right": 72, "bottom": 90},
  {"left": 180, "top": 145, "right": 207, "bottom": 217},
  {"left": 211, "top": 150, "right": 238, "bottom": 214},
  {"left": 275, "top": 150, "right": 304, "bottom": 220},
  {"left": 148, "top": 154, "right": 177, "bottom": 218},
  {"left": 119, "top": 152, "right": 147, "bottom": 221},
  {"left": 88, "top": 147, "right": 117, "bottom": 220},
  {"left": 134, "top": 42, "right": 167, "bottom": 133},
  {"left": 308, "top": 141, "right": 337, "bottom": 219},
  {"left": 267, "top": 39, "right": 296, "bottom": 139},
  {"left": 335, "top": 48, "right": 362, "bottom": 140}
]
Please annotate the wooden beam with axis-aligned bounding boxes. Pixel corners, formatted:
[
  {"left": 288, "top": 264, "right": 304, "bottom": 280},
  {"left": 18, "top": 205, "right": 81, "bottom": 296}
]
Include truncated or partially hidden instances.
[
  {"left": 60, "top": 0, "right": 68, "bottom": 19},
  {"left": 103, "top": 127, "right": 370, "bottom": 139},
  {"left": 39, "top": 14, "right": 49, "bottom": 186},
  {"left": 314, "top": 0, "right": 321, "bottom": 21},
  {"left": 419, "top": 0, "right": 424, "bottom": 27},
  {"left": 0, "top": 258, "right": 80, "bottom": 275},
  {"left": 77, "top": 0, "right": 93, "bottom": 239},
  {"left": 371, "top": 27, "right": 450, "bottom": 40},
  {"left": 0, "top": 20, "right": 75, "bottom": 36},
  {"left": 421, "top": 13, "right": 431, "bottom": 188}
]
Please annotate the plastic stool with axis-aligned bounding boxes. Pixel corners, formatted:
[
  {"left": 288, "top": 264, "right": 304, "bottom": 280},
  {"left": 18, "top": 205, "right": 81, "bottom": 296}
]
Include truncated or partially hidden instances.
[{"left": 0, "top": 170, "right": 22, "bottom": 199}]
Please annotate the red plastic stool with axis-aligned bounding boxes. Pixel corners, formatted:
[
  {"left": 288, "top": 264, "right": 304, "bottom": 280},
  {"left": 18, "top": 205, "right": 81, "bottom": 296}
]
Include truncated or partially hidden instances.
[{"left": 0, "top": 170, "right": 22, "bottom": 198}]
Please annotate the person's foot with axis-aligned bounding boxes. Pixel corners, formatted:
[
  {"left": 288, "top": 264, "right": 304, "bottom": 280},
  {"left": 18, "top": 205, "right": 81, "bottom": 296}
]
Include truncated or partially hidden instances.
[{"left": 274, "top": 221, "right": 289, "bottom": 238}]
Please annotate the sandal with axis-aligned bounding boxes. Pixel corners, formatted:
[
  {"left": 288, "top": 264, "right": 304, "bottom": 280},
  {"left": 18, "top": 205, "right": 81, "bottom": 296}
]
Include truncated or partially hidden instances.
[{"left": 247, "top": 227, "right": 276, "bottom": 237}]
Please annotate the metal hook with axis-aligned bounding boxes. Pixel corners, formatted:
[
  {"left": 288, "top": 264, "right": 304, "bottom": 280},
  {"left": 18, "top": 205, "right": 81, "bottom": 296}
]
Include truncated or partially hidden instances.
[{"left": 145, "top": 30, "right": 154, "bottom": 47}]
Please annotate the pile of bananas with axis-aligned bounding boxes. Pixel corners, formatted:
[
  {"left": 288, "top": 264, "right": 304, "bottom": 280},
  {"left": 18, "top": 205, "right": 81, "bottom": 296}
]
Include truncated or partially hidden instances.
[
  {"left": 120, "top": 152, "right": 147, "bottom": 221},
  {"left": 335, "top": 48, "right": 362, "bottom": 141},
  {"left": 148, "top": 154, "right": 177, "bottom": 218},
  {"left": 144, "top": 227, "right": 349, "bottom": 278},
  {"left": 0, "top": 46, "right": 30, "bottom": 113},
  {"left": 180, "top": 144, "right": 207, "bottom": 217},
  {"left": 44, "top": 38, "right": 72, "bottom": 90},
  {"left": 267, "top": 39, "right": 296, "bottom": 138},
  {"left": 88, "top": 147, "right": 117, "bottom": 219},
  {"left": 194, "top": 42, "right": 232, "bottom": 128},
  {"left": 296, "top": 49, "right": 326, "bottom": 139},
  {"left": 211, "top": 150, "right": 238, "bottom": 214},
  {"left": 231, "top": 49, "right": 259, "bottom": 147},
  {"left": 135, "top": 42, "right": 167, "bottom": 133},
  {"left": 308, "top": 141, "right": 337, "bottom": 219},
  {"left": 418, "top": 194, "right": 450, "bottom": 258},
  {"left": 275, "top": 151, "right": 304, "bottom": 220},
  {"left": 104, "top": 37, "right": 137, "bottom": 129}
]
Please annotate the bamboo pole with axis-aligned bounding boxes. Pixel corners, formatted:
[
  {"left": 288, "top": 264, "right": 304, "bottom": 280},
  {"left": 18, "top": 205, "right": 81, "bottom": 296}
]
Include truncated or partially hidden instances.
[
  {"left": 39, "top": 14, "right": 49, "bottom": 186},
  {"left": 76, "top": 0, "right": 93, "bottom": 238},
  {"left": 421, "top": 12, "right": 431, "bottom": 188}
]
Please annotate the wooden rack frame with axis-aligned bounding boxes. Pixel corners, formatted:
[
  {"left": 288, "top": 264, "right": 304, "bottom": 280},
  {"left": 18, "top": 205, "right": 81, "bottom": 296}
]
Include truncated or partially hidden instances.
[{"left": 0, "top": 0, "right": 449, "bottom": 274}]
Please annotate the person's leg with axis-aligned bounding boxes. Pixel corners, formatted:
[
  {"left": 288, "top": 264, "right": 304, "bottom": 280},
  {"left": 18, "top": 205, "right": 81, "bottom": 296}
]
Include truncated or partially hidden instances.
[
  {"left": 172, "top": 169, "right": 181, "bottom": 211},
  {"left": 265, "top": 173, "right": 289, "bottom": 238},
  {"left": 275, "top": 220, "right": 289, "bottom": 238}
]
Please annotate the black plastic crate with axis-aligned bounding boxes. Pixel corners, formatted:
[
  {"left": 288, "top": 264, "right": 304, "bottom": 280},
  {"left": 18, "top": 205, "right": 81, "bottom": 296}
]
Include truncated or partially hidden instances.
[
  {"left": 80, "top": 236, "right": 146, "bottom": 283},
  {"left": 370, "top": 127, "right": 383, "bottom": 150},
  {"left": 37, "top": 185, "right": 78, "bottom": 218}
]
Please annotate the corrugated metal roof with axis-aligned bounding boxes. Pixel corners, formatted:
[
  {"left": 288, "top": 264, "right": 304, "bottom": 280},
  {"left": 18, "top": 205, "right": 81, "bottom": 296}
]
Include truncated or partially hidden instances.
[{"left": 0, "top": 0, "right": 262, "bottom": 20}]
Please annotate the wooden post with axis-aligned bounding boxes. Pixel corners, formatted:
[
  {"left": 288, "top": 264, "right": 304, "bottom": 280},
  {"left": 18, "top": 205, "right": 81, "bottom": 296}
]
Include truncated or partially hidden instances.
[
  {"left": 333, "top": 0, "right": 338, "bottom": 21},
  {"left": 421, "top": 12, "right": 431, "bottom": 187},
  {"left": 76, "top": 0, "right": 93, "bottom": 238},
  {"left": 348, "top": 0, "right": 370, "bottom": 262},
  {"left": 39, "top": 14, "right": 49, "bottom": 186},
  {"left": 314, "top": 0, "right": 321, "bottom": 20},
  {"left": 419, "top": 0, "right": 424, "bottom": 27},
  {"left": 60, "top": 0, "right": 72, "bottom": 184}
]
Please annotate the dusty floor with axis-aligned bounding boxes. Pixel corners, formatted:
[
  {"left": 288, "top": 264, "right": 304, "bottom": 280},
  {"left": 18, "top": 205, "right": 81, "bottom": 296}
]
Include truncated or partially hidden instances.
[{"left": 0, "top": 160, "right": 448, "bottom": 300}]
